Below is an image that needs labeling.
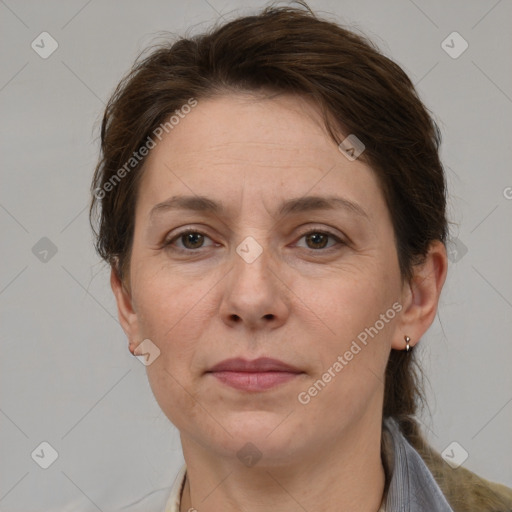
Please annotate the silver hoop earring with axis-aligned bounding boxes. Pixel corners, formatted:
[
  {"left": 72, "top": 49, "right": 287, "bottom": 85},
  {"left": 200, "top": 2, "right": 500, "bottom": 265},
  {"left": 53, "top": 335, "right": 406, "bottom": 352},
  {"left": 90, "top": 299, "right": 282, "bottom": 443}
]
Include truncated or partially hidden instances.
[{"left": 404, "top": 335, "right": 411, "bottom": 352}]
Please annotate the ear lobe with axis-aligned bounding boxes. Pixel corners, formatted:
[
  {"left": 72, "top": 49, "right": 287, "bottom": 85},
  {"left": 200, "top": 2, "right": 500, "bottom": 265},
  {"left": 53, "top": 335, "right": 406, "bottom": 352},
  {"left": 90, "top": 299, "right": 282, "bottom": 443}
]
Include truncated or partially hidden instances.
[
  {"left": 391, "top": 240, "right": 448, "bottom": 350},
  {"left": 110, "top": 266, "right": 139, "bottom": 343}
]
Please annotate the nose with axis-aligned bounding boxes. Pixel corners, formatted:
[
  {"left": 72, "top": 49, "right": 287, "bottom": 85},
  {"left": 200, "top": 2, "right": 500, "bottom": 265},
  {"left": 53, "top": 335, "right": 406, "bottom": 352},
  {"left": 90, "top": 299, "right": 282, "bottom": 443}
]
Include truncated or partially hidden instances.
[{"left": 218, "top": 239, "right": 290, "bottom": 331}]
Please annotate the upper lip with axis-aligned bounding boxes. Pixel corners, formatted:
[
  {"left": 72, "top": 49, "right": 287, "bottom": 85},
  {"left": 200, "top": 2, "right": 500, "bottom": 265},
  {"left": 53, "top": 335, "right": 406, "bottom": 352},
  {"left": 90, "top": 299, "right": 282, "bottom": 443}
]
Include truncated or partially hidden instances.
[{"left": 207, "top": 357, "right": 303, "bottom": 373}]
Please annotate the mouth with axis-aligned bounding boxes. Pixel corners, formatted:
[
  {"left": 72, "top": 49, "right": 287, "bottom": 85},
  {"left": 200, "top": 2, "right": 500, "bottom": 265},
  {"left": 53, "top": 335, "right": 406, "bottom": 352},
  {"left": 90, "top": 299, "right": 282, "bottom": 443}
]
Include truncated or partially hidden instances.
[{"left": 205, "top": 357, "right": 305, "bottom": 392}]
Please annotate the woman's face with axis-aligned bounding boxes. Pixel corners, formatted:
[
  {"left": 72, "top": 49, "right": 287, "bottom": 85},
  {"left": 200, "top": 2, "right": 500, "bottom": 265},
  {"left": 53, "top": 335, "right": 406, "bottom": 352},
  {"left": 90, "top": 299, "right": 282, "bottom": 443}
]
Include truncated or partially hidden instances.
[{"left": 117, "top": 93, "right": 408, "bottom": 463}]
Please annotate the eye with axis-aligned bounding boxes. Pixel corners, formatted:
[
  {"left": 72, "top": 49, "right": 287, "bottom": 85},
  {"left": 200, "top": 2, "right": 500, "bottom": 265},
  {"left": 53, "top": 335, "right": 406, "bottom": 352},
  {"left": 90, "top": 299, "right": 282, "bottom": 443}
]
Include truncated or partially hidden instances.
[
  {"left": 162, "top": 228, "right": 345, "bottom": 254},
  {"left": 295, "top": 229, "right": 344, "bottom": 251},
  {"left": 162, "top": 229, "right": 216, "bottom": 252}
]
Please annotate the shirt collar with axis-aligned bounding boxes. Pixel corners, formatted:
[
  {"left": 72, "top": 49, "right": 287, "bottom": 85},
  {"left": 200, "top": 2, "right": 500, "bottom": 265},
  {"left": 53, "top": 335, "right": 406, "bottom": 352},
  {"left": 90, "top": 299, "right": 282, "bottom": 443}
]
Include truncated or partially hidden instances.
[{"left": 382, "top": 417, "right": 454, "bottom": 511}]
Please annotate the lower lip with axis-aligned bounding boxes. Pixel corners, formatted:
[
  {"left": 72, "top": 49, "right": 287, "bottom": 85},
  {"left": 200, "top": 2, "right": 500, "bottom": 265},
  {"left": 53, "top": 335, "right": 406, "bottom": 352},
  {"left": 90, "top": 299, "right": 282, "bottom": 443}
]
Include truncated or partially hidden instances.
[{"left": 208, "top": 371, "right": 301, "bottom": 391}]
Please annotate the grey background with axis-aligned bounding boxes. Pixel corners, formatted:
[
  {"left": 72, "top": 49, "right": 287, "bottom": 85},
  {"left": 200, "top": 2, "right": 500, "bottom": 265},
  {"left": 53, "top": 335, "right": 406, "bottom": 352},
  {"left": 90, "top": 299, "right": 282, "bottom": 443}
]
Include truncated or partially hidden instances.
[{"left": 1, "top": 0, "right": 511, "bottom": 510}]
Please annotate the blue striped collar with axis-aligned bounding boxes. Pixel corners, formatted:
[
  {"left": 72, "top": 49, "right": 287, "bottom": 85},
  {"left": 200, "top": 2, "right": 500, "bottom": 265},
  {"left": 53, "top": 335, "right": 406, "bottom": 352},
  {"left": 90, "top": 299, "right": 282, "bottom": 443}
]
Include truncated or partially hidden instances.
[{"left": 382, "top": 417, "right": 453, "bottom": 511}]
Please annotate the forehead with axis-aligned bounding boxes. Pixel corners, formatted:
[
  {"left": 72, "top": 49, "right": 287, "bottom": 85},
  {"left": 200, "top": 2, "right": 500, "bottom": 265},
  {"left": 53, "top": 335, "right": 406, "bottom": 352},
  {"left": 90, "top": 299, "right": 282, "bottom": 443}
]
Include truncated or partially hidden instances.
[
  {"left": 148, "top": 93, "right": 341, "bottom": 166},
  {"left": 136, "top": 93, "right": 384, "bottom": 220}
]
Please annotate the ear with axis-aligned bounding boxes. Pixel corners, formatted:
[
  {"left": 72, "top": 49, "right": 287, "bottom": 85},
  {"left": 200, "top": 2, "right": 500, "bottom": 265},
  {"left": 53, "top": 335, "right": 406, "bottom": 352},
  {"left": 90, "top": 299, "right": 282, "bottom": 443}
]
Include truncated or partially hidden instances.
[
  {"left": 110, "top": 265, "right": 141, "bottom": 351},
  {"left": 391, "top": 240, "right": 448, "bottom": 350}
]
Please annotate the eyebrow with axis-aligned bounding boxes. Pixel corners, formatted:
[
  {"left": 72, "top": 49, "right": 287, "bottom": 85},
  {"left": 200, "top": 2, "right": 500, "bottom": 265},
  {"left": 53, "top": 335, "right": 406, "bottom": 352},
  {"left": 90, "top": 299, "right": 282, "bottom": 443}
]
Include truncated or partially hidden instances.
[{"left": 148, "top": 194, "right": 369, "bottom": 221}]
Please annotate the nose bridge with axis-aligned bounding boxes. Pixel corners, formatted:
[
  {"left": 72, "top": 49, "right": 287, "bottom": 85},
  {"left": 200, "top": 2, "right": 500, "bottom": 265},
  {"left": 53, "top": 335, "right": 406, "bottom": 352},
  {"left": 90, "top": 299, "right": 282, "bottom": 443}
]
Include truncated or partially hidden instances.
[
  {"left": 220, "top": 230, "right": 289, "bottom": 328},
  {"left": 235, "top": 234, "right": 266, "bottom": 266},
  {"left": 232, "top": 232, "right": 275, "bottom": 291}
]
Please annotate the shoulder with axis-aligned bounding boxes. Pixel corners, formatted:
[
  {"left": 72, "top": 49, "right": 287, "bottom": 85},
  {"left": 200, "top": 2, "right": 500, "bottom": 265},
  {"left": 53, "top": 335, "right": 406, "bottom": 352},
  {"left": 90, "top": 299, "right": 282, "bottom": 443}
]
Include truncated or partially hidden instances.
[{"left": 415, "top": 435, "right": 512, "bottom": 512}]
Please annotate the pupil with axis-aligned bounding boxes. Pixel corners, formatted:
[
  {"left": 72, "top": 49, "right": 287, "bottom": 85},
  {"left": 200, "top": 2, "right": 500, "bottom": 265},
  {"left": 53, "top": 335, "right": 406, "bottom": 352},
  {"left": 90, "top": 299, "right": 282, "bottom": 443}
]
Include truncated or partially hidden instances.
[
  {"left": 185, "top": 233, "right": 203, "bottom": 248},
  {"left": 308, "top": 233, "right": 326, "bottom": 249}
]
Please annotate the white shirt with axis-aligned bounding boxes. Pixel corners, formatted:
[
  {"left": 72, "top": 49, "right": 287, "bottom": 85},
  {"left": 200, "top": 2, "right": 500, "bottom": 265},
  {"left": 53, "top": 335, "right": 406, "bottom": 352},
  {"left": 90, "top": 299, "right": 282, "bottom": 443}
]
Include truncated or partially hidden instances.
[{"left": 162, "top": 463, "right": 187, "bottom": 512}]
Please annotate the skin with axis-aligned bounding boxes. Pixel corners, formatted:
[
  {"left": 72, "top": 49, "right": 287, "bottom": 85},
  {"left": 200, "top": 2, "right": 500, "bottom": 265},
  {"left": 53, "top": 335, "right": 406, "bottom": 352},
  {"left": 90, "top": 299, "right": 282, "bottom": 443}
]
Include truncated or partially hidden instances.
[{"left": 111, "top": 92, "right": 448, "bottom": 512}]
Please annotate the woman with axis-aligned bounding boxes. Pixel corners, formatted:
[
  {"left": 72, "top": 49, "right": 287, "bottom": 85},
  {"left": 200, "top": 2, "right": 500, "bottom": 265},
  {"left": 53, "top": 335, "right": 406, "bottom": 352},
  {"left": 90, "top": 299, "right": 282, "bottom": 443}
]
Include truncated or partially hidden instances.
[{"left": 89, "top": 3, "right": 512, "bottom": 511}]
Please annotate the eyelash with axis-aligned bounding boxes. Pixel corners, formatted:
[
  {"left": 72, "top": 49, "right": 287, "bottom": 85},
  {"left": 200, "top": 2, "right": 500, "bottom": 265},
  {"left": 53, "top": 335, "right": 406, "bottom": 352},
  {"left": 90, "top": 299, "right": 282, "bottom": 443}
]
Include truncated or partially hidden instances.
[{"left": 161, "top": 227, "right": 345, "bottom": 254}]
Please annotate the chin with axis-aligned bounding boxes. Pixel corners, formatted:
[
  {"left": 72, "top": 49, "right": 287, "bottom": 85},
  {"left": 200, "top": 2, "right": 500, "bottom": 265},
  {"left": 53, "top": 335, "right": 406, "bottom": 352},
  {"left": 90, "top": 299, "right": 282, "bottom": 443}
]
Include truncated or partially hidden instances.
[{"left": 202, "top": 412, "right": 308, "bottom": 462}]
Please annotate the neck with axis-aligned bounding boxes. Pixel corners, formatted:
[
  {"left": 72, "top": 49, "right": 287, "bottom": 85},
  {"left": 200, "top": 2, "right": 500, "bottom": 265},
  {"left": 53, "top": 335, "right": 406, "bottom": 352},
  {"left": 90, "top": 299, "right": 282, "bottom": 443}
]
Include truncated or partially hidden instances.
[{"left": 179, "top": 412, "right": 386, "bottom": 512}]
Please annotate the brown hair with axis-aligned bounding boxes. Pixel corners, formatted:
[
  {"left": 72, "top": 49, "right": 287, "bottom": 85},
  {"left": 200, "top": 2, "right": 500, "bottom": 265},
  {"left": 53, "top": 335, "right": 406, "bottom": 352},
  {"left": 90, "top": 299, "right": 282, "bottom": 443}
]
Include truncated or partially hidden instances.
[{"left": 89, "top": 2, "right": 447, "bottom": 449}]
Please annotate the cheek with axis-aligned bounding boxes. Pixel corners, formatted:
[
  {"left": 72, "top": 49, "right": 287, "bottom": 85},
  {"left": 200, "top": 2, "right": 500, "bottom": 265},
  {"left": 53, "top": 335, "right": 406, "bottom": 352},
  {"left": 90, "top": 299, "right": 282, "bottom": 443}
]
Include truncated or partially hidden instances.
[
  {"left": 295, "top": 275, "right": 397, "bottom": 425},
  {"left": 133, "top": 266, "right": 206, "bottom": 340},
  {"left": 302, "top": 264, "right": 397, "bottom": 335},
  {"left": 146, "top": 364, "right": 209, "bottom": 435},
  {"left": 130, "top": 273, "right": 207, "bottom": 408},
  {"left": 132, "top": 263, "right": 224, "bottom": 358},
  {"left": 296, "top": 263, "right": 399, "bottom": 389},
  {"left": 135, "top": 274, "right": 208, "bottom": 427}
]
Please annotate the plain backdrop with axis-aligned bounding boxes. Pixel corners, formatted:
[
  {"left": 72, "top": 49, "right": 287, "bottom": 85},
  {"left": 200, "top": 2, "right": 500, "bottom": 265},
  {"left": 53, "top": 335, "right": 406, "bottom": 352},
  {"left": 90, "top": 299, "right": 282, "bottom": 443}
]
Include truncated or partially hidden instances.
[{"left": 1, "top": 1, "right": 511, "bottom": 510}]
